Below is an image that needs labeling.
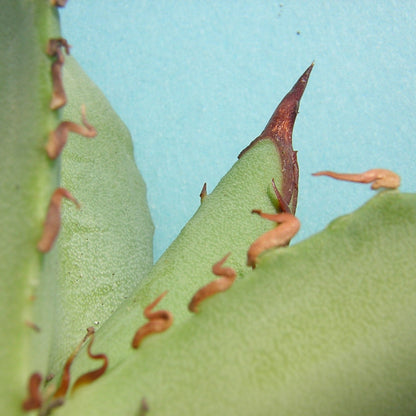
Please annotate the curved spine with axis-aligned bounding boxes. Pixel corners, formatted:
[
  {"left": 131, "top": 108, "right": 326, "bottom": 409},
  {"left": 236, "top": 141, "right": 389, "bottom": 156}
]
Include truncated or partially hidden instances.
[
  {"left": 188, "top": 253, "right": 237, "bottom": 313},
  {"left": 247, "top": 211, "right": 300, "bottom": 268},
  {"left": 132, "top": 292, "right": 173, "bottom": 349},
  {"left": 312, "top": 169, "right": 401, "bottom": 190}
]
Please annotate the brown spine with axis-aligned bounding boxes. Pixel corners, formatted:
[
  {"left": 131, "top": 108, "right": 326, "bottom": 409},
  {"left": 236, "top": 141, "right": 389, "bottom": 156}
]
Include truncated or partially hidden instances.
[{"left": 238, "top": 63, "right": 313, "bottom": 214}]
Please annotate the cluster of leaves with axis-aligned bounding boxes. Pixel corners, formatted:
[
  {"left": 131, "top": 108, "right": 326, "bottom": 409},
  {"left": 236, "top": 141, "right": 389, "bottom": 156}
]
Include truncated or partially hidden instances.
[{"left": 0, "top": 2, "right": 415, "bottom": 416}]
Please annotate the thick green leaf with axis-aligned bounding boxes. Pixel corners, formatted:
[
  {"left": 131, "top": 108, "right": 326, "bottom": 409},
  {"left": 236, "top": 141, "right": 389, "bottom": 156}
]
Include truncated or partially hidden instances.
[
  {"left": 68, "top": 137, "right": 287, "bottom": 372},
  {"left": 0, "top": 2, "right": 61, "bottom": 414},
  {"left": 65, "top": 67, "right": 310, "bottom": 374},
  {"left": 47, "top": 55, "right": 154, "bottom": 374},
  {"left": 58, "top": 191, "right": 416, "bottom": 416}
]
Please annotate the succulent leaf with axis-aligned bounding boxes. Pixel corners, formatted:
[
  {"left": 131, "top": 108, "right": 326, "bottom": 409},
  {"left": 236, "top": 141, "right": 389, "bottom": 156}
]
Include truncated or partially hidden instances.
[
  {"left": 0, "top": 1, "right": 61, "bottom": 414},
  {"left": 1, "top": 3, "right": 415, "bottom": 416},
  {"left": 57, "top": 191, "right": 416, "bottom": 416},
  {"left": 47, "top": 55, "right": 154, "bottom": 374},
  {"left": 69, "top": 66, "right": 311, "bottom": 373}
]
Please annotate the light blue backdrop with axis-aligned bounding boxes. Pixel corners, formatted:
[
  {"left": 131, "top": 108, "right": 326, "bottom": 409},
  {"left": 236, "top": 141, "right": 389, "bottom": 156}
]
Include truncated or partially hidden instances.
[{"left": 62, "top": 1, "right": 416, "bottom": 260}]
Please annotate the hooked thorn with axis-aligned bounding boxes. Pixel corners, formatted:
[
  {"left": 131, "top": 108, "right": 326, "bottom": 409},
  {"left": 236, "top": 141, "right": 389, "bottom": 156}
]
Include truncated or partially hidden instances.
[
  {"left": 247, "top": 211, "right": 300, "bottom": 268},
  {"left": 37, "top": 188, "right": 80, "bottom": 253},
  {"left": 312, "top": 169, "right": 401, "bottom": 190},
  {"left": 71, "top": 328, "right": 108, "bottom": 393},
  {"left": 47, "top": 38, "right": 70, "bottom": 110},
  {"left": 53, "top": 327, "right": 95, "bottom": 399},
  {"left": 46, "top": 105, "right": 97, "bottom": 159},
  {"left": 22, "top": 373, "right": 43, "bottom": 411},
  {"left": 132, "top": 292, "right": 173, "bottom": 349},
  {"left": 188, "top": 253, "right": 237, "bottom": 313}
]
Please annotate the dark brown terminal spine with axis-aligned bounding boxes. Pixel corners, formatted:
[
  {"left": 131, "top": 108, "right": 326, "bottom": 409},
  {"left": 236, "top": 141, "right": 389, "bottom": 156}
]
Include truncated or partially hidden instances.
[{"left": 238, "top": 63, "right": 313, "bottom": 214}]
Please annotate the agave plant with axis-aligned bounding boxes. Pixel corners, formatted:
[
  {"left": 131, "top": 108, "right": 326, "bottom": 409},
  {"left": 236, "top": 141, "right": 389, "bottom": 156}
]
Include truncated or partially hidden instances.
[{"left": 1, "top": 2, "right": 415, "bottom": 415}]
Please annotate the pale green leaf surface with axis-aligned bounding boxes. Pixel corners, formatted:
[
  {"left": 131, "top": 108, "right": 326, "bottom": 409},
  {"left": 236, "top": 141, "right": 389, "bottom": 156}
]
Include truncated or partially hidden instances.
[
  {"left": 69, "top": 138, "right": 287, "bottom": 371},
  {"left": 58, "top": 191, "right": 416, "bottom": 416},
  {"left": 47, "top": 56, "right": 154, "bottom": 374},
  {"left": 0, "top": 2, "right": 61, "bottom": 414}
]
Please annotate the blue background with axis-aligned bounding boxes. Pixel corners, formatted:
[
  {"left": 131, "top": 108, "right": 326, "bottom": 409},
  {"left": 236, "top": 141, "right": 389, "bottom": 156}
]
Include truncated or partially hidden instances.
[{"left": 61, "top": 1, "right": 416, "bottom": 260}]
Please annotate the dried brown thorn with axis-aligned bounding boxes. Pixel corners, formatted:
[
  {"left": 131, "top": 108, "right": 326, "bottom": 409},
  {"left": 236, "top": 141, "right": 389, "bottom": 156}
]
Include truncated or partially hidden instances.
[
  {"left": 46, "top": 38, "right": 71, "bottom": 56},
  {"left": 71, "top": 328, "right": 108, "bottom": 393},
  {"left": 39, "top": 398, "right": 65, "bottom": 416},
  {"left": 54, "top": 327, "right": 95, "bottom": 399},
  {"left": 247, "top": 211, "right": 300, "bottom": 268},
  {"left": 200, "top": 182, "right": 207, "bottom": 203},
  {"left": 25, "top": 320, "right": 41, "bottom": 332},
  {"left": 46, "top": 105, "right": 97, "bottom": 159},
  {"left": 237, "top": 64, "right": 313, "bottom": 214},
  {"left": 132, "top": 292, "right": 173, "bottom": 349},
  {"left": 47, "top": 38, "right": 70, "bottom": 110},
  {"left": 22, "top": 372, "right": 43, "bottom": 411},
  {"left": 37, "top": 188, "right": 80, "bottom": 253},
  {"left": 188, "top": 253, "right": 237, "bottom": 313},
  {"left": 312, "top": 169, "right": 401, "bottom": 190},
  {"left": 51, "top": 0, "right": 68, "bottom": 7},
  {"left": 138, "top": 398, "right": 150, "bottom": 416},
  {"left": 271, "top": 178, "right": 291, "bottom": 213},
  {"left": 45, "top": 373, "right": 55, "bottom": 382}
]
